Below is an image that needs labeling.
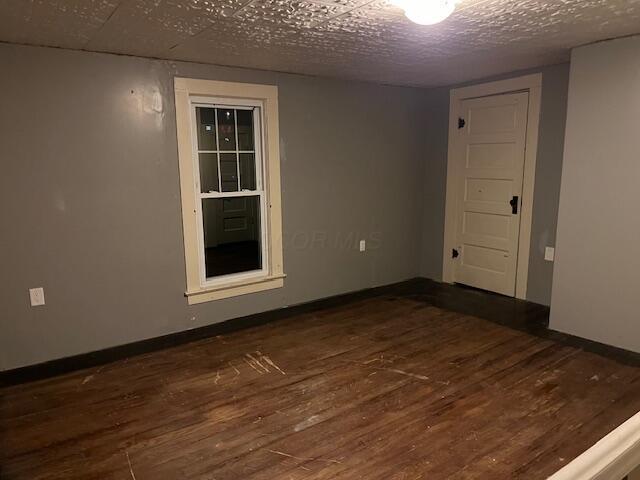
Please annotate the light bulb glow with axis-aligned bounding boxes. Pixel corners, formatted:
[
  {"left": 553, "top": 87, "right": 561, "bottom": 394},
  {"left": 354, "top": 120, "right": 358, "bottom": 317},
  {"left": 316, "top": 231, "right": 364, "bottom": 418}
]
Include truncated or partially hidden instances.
[{"left": 391, "top": 0, "right": 456, "bottom": 25}]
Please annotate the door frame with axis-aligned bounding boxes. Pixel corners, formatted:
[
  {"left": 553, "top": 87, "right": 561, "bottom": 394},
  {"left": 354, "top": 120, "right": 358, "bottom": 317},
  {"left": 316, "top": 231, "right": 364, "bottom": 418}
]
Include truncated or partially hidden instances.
[{"left": 442, "top": 73, "right": 542, "bottom": 300}]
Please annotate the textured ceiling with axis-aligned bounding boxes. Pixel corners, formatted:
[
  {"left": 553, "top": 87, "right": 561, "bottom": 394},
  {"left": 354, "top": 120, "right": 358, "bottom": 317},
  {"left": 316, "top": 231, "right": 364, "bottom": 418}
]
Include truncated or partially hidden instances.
[{"left": 1, "top": 0, "right": 640, "bottom": 87}]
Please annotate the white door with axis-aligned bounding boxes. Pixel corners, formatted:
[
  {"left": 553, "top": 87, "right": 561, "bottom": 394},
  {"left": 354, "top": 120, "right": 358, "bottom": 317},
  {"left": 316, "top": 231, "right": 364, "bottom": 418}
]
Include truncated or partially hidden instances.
[{"left": 452, "top": 91, "right": 529, "bottom": 296}]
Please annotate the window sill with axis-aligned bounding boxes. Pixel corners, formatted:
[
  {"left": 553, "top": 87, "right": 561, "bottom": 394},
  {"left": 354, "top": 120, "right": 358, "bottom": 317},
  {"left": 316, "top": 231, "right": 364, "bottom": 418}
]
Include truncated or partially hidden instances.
[{"left": 185, "top": 274, "right": 286, "bottom": 305}]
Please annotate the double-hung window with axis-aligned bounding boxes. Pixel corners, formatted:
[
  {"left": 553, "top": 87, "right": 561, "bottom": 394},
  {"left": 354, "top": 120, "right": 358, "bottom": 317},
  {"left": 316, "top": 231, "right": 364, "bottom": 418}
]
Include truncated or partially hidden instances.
[{"left": 174, "top": 78, "right": 284, "bottom": 304}]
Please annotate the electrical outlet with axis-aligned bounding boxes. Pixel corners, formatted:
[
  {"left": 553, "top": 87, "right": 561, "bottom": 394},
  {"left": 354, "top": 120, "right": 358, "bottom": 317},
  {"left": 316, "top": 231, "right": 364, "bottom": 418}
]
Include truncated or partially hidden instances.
[
  {"left": 359, "top": 240, "right": 366, "bottom": 252},
  {"left": 544, "top": 247, "right": 555, "bottom": 262},
  {"left": 29, "top": 287, "right": 45, "bottom": 307}
]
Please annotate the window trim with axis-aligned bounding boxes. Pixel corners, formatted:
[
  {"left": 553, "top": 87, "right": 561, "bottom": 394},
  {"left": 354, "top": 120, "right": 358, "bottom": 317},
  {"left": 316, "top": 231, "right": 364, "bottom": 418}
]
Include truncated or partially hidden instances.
[{"left": 174, "top": 78, "right": 285, "bottom": 304}]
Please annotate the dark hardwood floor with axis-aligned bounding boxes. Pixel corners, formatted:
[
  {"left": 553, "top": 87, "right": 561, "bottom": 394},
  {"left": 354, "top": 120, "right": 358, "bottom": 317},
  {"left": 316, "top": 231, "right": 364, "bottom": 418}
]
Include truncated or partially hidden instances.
[
  {"left": 2, "top": 282, "right": 640, "bottom": 479},
  {"left": 205, "top": 241, "right": 261, "bottom": 277}
]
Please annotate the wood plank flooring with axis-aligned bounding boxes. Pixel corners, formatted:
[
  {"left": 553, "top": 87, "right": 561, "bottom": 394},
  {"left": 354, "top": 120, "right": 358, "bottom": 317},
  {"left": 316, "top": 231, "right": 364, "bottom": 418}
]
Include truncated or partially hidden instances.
[{"left": 2, "top": 284, "right": 640, "bottom": 479}]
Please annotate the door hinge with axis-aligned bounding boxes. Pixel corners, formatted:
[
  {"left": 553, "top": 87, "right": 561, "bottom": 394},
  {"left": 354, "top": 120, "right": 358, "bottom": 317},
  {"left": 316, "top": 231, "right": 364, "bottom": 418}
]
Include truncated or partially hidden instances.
[
  {"left": 452, "top": 248, "right": 459, "bottom": 259},
  {"left": 458, "top": 117, "right": 466, "bottom": 129}
]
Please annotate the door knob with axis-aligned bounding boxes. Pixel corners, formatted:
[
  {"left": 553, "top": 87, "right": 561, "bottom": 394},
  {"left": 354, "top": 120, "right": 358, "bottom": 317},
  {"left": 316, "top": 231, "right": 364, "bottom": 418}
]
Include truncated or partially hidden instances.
[{"left": 510, "top": 196, "right": 519, "bottom": 214}]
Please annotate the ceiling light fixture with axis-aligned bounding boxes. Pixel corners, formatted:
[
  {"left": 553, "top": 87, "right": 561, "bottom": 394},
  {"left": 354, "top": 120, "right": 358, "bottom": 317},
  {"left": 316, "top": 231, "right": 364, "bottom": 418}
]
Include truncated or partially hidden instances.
[{"left": 391, "top": 0, "right": 456, "bottom": 25}]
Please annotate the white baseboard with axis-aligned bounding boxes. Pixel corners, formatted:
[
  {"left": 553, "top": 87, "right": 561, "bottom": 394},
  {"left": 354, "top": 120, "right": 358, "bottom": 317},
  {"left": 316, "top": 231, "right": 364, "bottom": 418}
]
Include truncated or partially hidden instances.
[{"left": 548, "top": 411, "right": 640, "bottom": 480}]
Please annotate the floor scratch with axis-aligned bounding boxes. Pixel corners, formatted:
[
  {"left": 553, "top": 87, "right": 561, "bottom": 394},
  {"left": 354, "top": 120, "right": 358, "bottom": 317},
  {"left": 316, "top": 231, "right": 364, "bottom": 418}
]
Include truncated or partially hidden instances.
[
  {"left": 340, "top": 359, "right": 429, "bottom": 381},
  {"left": 243, "top": 356, "right": 263, "bottom": 374},
  {"left": 125, "top": 451, "right": 137, "bottom": 480},
  {"left": 380, "top": 368, "right": 429, "bottom": 381},
  {"left": 246, "top": 353, "right": 270, "bottom": 373},
  {"left": 214, "top": 370, "right": 221, "bottom": 385},
  {"left": 261, "top": 355, "right": 286, "bottom": 375},
  {"left": 267, "top": 449, "right": 341, "bottom": 464},
  {"left": 228, "top": 361, "right": 240, "bottom": 376}
]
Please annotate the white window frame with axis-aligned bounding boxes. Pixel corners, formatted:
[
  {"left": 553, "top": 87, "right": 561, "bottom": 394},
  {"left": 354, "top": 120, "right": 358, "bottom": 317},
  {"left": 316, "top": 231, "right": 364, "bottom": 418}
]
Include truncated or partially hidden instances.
[
  {"left": 190, "top": 98, "right": 269, "bottom": 288},
  {"left": 174, "top": 78, "right": 285, "bottom": 304}
]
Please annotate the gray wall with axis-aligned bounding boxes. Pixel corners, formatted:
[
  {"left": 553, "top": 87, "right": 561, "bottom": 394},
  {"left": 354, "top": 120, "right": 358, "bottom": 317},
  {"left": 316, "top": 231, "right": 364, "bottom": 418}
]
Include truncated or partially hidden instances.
[
  {"left": 419, "top": 63, "right": 570, "bottom": 305},
  {"left": 0, "top": 43, "right": 429, "bottom": 370},
  {"left": 550, "top": 36, "right": 640, "bottom": 353}
]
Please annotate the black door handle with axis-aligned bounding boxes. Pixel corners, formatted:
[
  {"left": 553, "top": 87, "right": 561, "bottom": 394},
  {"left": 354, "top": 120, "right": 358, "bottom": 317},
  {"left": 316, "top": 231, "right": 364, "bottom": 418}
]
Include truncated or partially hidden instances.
[{"left": 510, "top": 196, "right": 519, "bottom": 214}]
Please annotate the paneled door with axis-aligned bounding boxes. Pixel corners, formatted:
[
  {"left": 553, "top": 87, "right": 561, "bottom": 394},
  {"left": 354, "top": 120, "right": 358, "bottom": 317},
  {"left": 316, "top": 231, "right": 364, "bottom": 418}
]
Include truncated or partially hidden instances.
[{"left": 452, "top": 91, "right": 529, "bottom": 296}]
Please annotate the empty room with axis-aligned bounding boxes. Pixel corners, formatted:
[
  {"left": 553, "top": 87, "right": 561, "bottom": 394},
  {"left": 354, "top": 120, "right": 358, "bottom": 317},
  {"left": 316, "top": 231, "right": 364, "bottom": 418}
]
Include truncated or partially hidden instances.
[{"left": 2, "top": 1, "right": 640, "bottom": 479}]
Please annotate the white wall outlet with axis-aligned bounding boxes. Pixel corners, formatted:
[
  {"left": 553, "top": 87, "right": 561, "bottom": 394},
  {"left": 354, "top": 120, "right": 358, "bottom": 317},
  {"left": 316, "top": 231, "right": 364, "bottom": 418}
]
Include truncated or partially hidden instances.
[
  {"left": 359, "top": 239, "right": 366, "bottom": 252},
  {"left": 29, "top": 287, "right": 45, "bottom": 307},
  {"left": 544, "top": 247, "right": 555, "bottom": 262}
]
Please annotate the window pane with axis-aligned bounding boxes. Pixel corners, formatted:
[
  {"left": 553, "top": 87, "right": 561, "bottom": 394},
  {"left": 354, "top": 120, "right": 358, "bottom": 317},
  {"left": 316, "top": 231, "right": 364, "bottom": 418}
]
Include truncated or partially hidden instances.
[
  {"left": 240, "top": 153, "right": 256, "bottom": 190},
  {"left": 202, "top": 196, "right": 262, "bottom": 278},
  {"left": 199, "top": 153, "right": 219, "bottom": 193},
  {"left": 237, "top": 109, "right": 254, "bottom": 150},
  {"left": 196, "top": 107, "right": 216, "bottom": 151},
  {"left": 220, "top": 153, "right": 239, "bottom": 192},
  {"left": 217, "top": 108, "right": 236, "bottom": 150}
]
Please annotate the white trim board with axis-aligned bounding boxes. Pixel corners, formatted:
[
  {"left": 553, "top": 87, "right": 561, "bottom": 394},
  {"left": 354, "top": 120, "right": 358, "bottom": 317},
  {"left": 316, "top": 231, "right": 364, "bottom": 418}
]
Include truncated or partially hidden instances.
[
  {"left": 548, "top": 411, "right": 640, "bottom": 480},
  {"left": 441, "top": 73, "right": 542, "bottom": 300}
]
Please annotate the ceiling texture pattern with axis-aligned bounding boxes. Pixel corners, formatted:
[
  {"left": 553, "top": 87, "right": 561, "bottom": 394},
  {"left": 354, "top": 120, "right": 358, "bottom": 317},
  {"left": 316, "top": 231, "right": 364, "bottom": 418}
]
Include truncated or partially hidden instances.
[{"left": 1, "top": 0, "right": 639, "bottom": 87}]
